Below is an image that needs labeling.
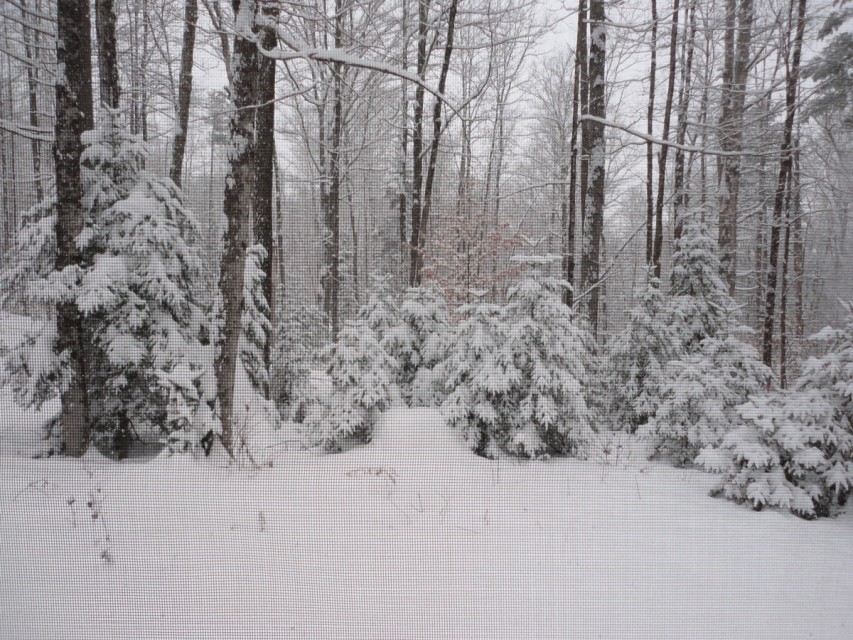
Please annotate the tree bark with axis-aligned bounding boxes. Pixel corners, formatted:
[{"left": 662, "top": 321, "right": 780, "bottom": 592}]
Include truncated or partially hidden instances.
[
  {"left": 672, "top": 0, "right": 697, "bottom": 241},
  {"left": 717, "top": 0, "right": 753, "bottom": 295},
  {"left": 170, "top": 0, "right": 198, "bottom": 187},
  {"left": 414, "top": 0, "right": 459, "bottom": 286},
  {"left": 408, "top": 0, "right": 429, "bottom": 286},
  {"left": 95, "top": 0, "right": 121, "bottom": 109},
  {"left": 645, "top": 0, "right": 657, "bottom": 265},
  {"left": 651, "top": 0, "right": 680, "bottom": 278},
  {"left": 19, "top": 0, "right": 44, "bottom": 203},
  {"left": 564, "top": 56, "right": 580, "bottom": 307},
  {"left": 762, "top": 0, "right": 806, "bottom": 369},
  {"left": 54, "top": 0, "right": 95, "bottom": 457},
  {"left": 254, "top": 1, "right": 277, "bottom": 364},
  {"left": 581, "top": 0, "right": 606, "bottom": 333},
  {"left": 215, "top": 0, "right": 259, "bottom": 455}
]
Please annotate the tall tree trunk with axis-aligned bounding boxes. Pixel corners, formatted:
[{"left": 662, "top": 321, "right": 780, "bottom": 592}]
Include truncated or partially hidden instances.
[
  {"left": 717, "top": 0, "right": 753, "bottom": 295},
  {"left": 762, "top": 0, "right": 806, "bottom": 369},
  {"left": 408, "top": 0, "right": 429, "bottom": 286},
  {"left": 577, "top": 0, "right": 589, "bottom": 262},
  {"left": 564, "top": 58, "right": 580, "bottom": 306},
  {"left": 54, "top": 0, "right": 95, "bottom": 457},
  {"left": 792, "top": 145, "right": 804, "bottom": 338},
  {"left": 20, "top": 0, "right": 44, "bottom": 203},
  {"left": 215, "top": 0, "right": 259, "bottom": 455},
  {"left": 645, "top": 0, "right": 657, "bottom": 265},
  {"left": 170, "top": 0, "right": 198, "bottom": 187},
  {"left": 325, "top": 0, "right": 344, "bottom": 337},
  {"left": 254, "top": 1, "right": 277, "bottom": 365},
  {"left": 779, "top": 160, "right": 793, "bottom": 388},
  {"left": 95, "top": 0, "right": 121, "bottom": 109},
  {"left": 581, "top": 0, "right": 606, "bottom": 333},
  {"left": 651, "top": 0, "right": 680, "bottom": 278},
  {"left": 672, "top": 0, "right": 697, "bottom": 241},
  {"left": 398, "top": 0, "right": 409, "bottom": 272},
  {"left": 414, "top": 0, "right": 459, "bottom": 286}
]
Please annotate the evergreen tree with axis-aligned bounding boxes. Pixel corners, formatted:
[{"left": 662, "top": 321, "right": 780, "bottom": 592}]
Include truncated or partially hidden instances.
[
  {"left": 641, "top": 217, "right": 772, "bottom": 465},
  {"left": 1, "top": 113, "right": 211, "bottom": 455},
  {"left": 503, "top": 270, "right": 594, "bottom": 457},
  {"left": 382, "top": 287, "right": 452, "bottom": 407},
  {"left": 310, "top": 315, "right": 399, "bottom": 450},
  {"left": 646, "top": 332, "right": 772, "bottom": 466},
  {"left": 605, "top": 273, "right": 680, "bottom": 432},
  {"left": 271, "top": 298, "right": 326, "bottom": 421},
  {"left": 440, "top": 297, "right": 516, "bottom": 458},
  {"left": 668, "top": 217, "right": 736, "bottom": 352},
  {"left": 440, "top": 268, "right": 594, "bottom": 459},
  {"left": 699, "top": 304, "right": 853, "bottom": 518}
]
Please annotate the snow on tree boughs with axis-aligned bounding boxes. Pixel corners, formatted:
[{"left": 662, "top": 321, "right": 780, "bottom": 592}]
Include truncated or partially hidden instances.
[
  {"left": 699, "top": 303, "right": 853, "bottom": 518},
  {"left": 440, "top": 266, "right": 594, "bottom": 459},
  {"left": 605, "top": 273, "right": 681, "bottom": 432}
]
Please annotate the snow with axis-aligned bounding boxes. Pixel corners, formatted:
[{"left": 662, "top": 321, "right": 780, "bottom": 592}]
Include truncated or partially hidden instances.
[{"left": 1, "top": 400, "right": 852, "bottom": 639}]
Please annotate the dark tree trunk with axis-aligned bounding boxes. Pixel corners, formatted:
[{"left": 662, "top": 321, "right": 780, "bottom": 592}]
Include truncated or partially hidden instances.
[
  {"left": 54, "top": 0, "right": 95, "bottom": 457},
  {"left": 20, "top": 0, "right": 44, "bottom": 203},
  {"left": 170, "top": 0, "right": 198, "bottom": 187},
  {"left": 581, "top": 0, "right": 606, "bottom": 333},
  {"left": 564, "top": 57, "right": 580, "bottom": 307},
  {"left": 672, "top": 0, "right": 697, "bottom": 241},
  {"left": 652, "top": 0, "right": 680, "bottom": 278},
  {"left": 577, "top": 0, "right": 589, "bottom": 263},
  {"left": 95, "top": 0, "right": 121, "bottom": 109},
  {"left": 408, "top": 0, "right": 429, "bottom": 286},
  {"left": 646, "top": 0, "right": 657, "bottom": 265},
  {"left": 215, "top": 0, "right": 259, "bottom": 455},
  {"left": 763, "top": 0, "right": 806, "bottom": 369},
  {"left": 717, "top": 0, "right": 753, "bottom": 295},
  {"left": 414, "top": 0, "right": 459, "bottom": 285},
  {"left": 254, "top": 2, "right": 277, "bottom": 365}
]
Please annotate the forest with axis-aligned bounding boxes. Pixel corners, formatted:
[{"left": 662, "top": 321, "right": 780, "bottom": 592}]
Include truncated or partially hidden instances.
[{"left": 0, "top": 0, "right": 852, "bottom": 636}]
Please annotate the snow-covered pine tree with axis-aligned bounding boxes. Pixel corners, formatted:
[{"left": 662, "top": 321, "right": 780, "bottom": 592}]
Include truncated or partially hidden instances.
[
  {"left": 647, "top": 332, "right": 772, "bottom": 466},
  {"left": 640, "top": 217, "right": 772, "bottom": 465},
  {"left": 357, "top": 276, "right": 399, "bottom": 340},
  {"left": 311, "top": 315, "right": 399, "bottom": 450},
  {"left": 502, "top": 267, "right": 594, "bottom": 457},
  {"left": 440, "top": 296, "right": 517, "bottom": 458},
  {"left": 271, "top": 297, "right": 326, "bottom": 421},
  {"left": 0, "top": 112, "right": 212, "bottom": 455},
  {"left": 605, "top": 272, "right": 681, "bottom": 432},
  {"left": 80, "top": 112, "right": 212, "bottom": 454},
  {"left": 668, "top": 217, "right": 737, "bottom": 352},
  {"left": 699, "top": 304, "right": 853, "bottom": 518},
  {"left": 382, "top": 286, "right": 451, "bottom": 407}
]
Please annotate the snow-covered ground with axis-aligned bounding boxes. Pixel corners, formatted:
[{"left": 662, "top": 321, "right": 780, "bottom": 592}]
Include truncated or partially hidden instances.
[{"left": 2, "top": 400, "right": 852, "bottom": 639}]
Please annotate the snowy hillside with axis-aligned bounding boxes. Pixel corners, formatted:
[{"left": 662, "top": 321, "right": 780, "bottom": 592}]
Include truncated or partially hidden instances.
[{"left": 2, "top": 401, "right": 851, "bottom": 639}]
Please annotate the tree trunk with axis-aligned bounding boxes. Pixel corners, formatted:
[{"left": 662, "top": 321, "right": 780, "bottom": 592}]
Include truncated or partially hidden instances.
[
  {"left": 652, "top": 0, "right": 680, "bottom": 278},
  {"left": 254, "top": 2, "right": 277, "bottom": 365},
  {"left": 581, "top": 0, "right": 606, "bottom": 333},
  {"left": 564, "top": 57, "right": 580, "bottom": 307},
  {"left": 672, "top": 0, "right": 697, "bottom": 241},
  {"left": 762, "top": 0, "right": 806, "bottom": 369},
  {"left": 215, "top": 0, "right": 259, "bottom": 455},
  {"left": 95, "top": 0, "right": 121, "bottom": 109},
  {"left": 408, "top": 0, "right": 429, "bottom": 286},
  {"left": 20, "top": 0, "right": 44, "bottom": 203},
  {"left": 170, "top": 0, "right": 198, "bottom": 187},
  {"left": 414, "top": 0, "right": 459, "bottom": 286},
  {"left": 645, "top": 0, "right": 657, "bottom": 265},
  {"left": 577, "top": 0, "right": 589, "bottom": 265},
  {"left": 54, "top": 0, "right": 95, "bottom": 457},
  {"left": 717, "top": 0, "right": 753, "bottom": 295}
]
